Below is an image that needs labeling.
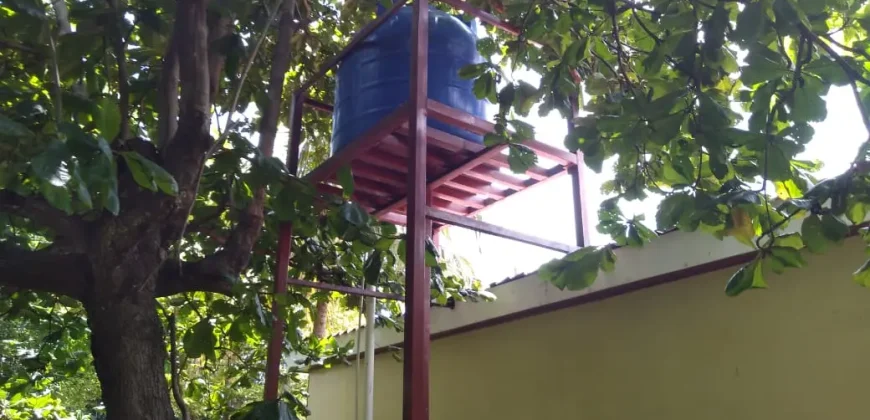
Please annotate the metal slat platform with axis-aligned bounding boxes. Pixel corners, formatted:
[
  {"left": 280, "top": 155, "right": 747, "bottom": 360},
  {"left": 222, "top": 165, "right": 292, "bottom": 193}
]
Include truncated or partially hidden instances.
[{"left": 304, "top": 98, "right": 578, "bottom": 227}]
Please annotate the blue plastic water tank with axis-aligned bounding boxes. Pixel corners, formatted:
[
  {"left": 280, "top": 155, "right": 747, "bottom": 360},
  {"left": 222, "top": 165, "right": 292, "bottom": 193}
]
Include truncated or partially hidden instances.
[{"left": 331, "top": 6, "right": 487, "bottom": 155}]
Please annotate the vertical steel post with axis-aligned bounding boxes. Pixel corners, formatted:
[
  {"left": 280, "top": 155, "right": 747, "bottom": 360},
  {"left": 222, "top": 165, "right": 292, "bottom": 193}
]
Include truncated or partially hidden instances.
[
  {"left": 568, "top": 98, "right": 588, "bottom": 247},
  {"left": 403, "top": 1, "right": 430, "bottom": 419},
  {"left": 264, "top": 93, "right": 305, "bottom": 400},
  {"left": 570, "top": 154, "right": 588, "bottom": 247}
]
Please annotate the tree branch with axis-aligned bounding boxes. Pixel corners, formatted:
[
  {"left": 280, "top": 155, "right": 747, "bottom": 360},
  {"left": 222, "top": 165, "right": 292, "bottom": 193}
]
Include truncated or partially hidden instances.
[
  {"left": 820, "top": 33, "right": 870, "bottom": 62},
  {"left": 50, "top": 0, "right": 71, "bottom": 35},
  {"left": 167, "top": 313, "right": 191, "bottom": 420},
  {"left": 0, "top": 38, "right": 41, "bottom": 55},
  {"left": 0, "top": 244, "right": 89, "bottom": 299},
  {"left": 207, "top": 12, "right": 233, "bottom": 104},
  {"left": 216, "top": 0, "right": 297, "bottom": 274},
  {"left": 158, "top": 0, "right": 214, "bottom": 242},
  {"left": 154, "top": 256, "right": 234, "bottom": 297},
  {"left": 210, "top": 0, "right": 285, "bottom": 155},
  {"left": 107, "top": 0, "right": 131, "bottom": 140},
  {"left": 800, "top": 24, "right": 870, "bottom": 87},
  {"left": 0, "top": 190, "right": 86, "bottom": 241},
  {"left": 158, "top": 34, "right": 179, "bottom": 150}
]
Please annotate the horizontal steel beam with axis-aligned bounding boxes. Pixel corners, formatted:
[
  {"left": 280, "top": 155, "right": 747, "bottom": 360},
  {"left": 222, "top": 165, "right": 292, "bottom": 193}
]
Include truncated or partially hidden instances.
[
  {"left": 425, "top": 208, "right": 576, "bottom": 253},
  {"left": 287, "top": 278, "right": 404, "bottom": 301}
]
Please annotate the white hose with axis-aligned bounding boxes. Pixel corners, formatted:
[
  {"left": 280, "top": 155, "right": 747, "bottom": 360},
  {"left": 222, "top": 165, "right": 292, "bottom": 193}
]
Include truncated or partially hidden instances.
[
  {"left": 364, "top": 287, "right": 376, "bottom": 420},
  {"left": 353, "top": 276, "right": 365, "bottom": 420}
]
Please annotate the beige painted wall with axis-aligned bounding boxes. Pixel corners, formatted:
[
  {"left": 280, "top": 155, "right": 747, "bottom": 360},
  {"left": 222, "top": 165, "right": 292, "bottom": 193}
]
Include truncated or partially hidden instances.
[{"left": 308, "top": 238, "right": 870, "bottom": 420}]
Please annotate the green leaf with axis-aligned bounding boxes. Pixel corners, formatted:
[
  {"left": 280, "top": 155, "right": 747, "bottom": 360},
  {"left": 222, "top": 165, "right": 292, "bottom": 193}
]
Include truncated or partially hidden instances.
[
  {"left": 507, "top": 144, "right": 537, "bottom": 173},
  {"left": 847, "top": 200, "right": 866, "bottom": 225},
  {"left": 374, "top": 237, "right": 394, "bottom": 252},
  {"left": 72, "top": 169, "right": 93, "bottom": 209},
  {"left": 336, "top": 165, "right": 354, "bottom": 199},
  {"left": 120, "top": 152, "right": 178, "bottom": 195},
  {"left": 31, "top": 141, "right": 69, "bottom": 181},
  {"left": 773, "top": 232, "right": 803, "bottom": 249},
  {"left": 424, "top": 239, "right": 439, "bottom": 267},
  {"left": 708, "top": 143, "right": 730, "bottom": 180},
  {"left": 539, "top": 247, "right": 616, "bottom": 291},
  {"left": 801, "top": 214, "right": 828, "bottom": 253},
  {"left": 655, "top": 192, "right": 693, "bottom": 231},
  {"left": 725, "top": 257, "right": 764, "bottom": 296},
  {"left": 473, "top": 73, "right": 497, "bottom": 103},
  {"left": 766, "top": 143, "right": 792, "bottom": 181},
  {"left": 820, "top": 214, "right": 849, "bottom": 243},
  {"left": 586, "top": 73, "right": 610, "bottom": 95},
  {"left": 273, "top": 185, "right": 297, "bottom": 221},
  {"left": 769, "top": 246, "right": 805, "bottom": 274},
  {"left": 650, "top": 113, "right": 684, "bottom": 145},
  {"left": 853, "top": 259, "right": 870, "bottom": 287},
  {"left": 484, "top": 132, "right": 504, "bottom": 147},
  {"left": 734, "top": 2, "right": 766, "bottom": 44},
  {"left": 726, "top": 207, "right": 755, "bottom": 246},
  {"left": 104, "top": 182, "right": 121, "bottom": 215},
  {"left": 513, "top": 81, "right": 538, "bottom": 117},
  {"left": 564, "top": 37, "right": 589, "bottom": 65},
  {"left": 791, "top": 81, "right": 828, "bottom": 123},
  {"left": 0, "top": 113, "right": 34, "bottom": 137},
  {"left": 698, "top": 92, "right": 739, "bottom": 129},
  {"left": 340, "top": 202, "right": 368, "bottom": 227},
  {"left": 183, "top": 319, "right": 217, "bottom": 359},
  {"left": 96, "top": 97, "right": 122, "bottom": 141},
  {"left": 458, "top": 63, "right": 487, "bottom": 80},
  {"left": 40, "top": 183, "right": 73, "bottom": 214},
  {"left": 740, "top": 52, "right": 789, "bottom": 86},
  {"left": 397, "top": 238, "right": 407, "bottom": 264},
  {"left": 364, "top": 251, "right": 383, "bottom": 285},
  {"left": 804, "top": 58, "right": 849, "bottom": 86}
]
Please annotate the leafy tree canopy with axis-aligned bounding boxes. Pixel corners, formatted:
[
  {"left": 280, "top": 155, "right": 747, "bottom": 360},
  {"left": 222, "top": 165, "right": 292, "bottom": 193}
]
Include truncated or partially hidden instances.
[
  {"left": 461, "top": 0, "right": 870, "bottom": 295},
  {"left": 0, "top": 0, "right": 487, "bottom": 417}
]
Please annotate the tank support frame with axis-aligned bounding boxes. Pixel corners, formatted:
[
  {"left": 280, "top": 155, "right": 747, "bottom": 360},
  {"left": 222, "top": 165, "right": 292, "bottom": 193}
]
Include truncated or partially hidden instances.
[{"left": 263, "top": 2, "right": 590, "bottom": 420}]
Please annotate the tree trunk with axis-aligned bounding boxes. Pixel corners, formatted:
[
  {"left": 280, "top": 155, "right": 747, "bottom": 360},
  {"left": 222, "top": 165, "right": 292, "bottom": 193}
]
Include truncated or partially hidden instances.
[
  {"left": 87, "top": 297, "right": 174, "bottom": 420},
  {"left": 312, "top": 298, "right": 329, "bottom": 339}
]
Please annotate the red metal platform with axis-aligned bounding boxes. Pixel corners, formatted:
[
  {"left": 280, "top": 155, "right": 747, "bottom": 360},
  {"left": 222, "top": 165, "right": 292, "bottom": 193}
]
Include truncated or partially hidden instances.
[
  {"left": 304, "top": 99, "right": 577, "bottom": 252},
  {"left": 304, "top": 99, "right": 577, "bottom": 232}
]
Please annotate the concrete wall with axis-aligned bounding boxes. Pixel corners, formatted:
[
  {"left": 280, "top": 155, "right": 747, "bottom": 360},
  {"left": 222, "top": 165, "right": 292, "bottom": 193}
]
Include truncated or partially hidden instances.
[{"left": 308, "top": 236, "right": 870, "bottom": 420}]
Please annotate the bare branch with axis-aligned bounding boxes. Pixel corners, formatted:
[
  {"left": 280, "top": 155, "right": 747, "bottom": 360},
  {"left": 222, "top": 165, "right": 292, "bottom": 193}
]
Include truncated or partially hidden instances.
[
  {"left": 107, "top": 0, "right": 131, "bottom": 140},
  {"left": 154, "top": 257, "right": 234, "bottom": 297},
  {"left": 218, "top": 0, "right": 297, "bottom": 274},
  {"left": 850, "top": 77, "right": 870, "bottom": 140},
  {"left": 800, "top": 25, "right": 870, "bottom": 87},
  {"left": 167, "top": 314, "right": 191, "bottom": 420},
  {"left": 161, "top": 0, "right": 213, "bottom": 210},
  {"left": 50, "top": 0, "right": 71, "bottom": 35},
  {"left": 207, "top": 12, "right": 234, "bottom": 103},
  {"left": 820, "top": 33, "right": 870, "bottom": 62},
  {"left": 158, "top": 35, "right": 179, "bottom": 149},
  {"left": 0, "top": 190, "right": 86, "bottom": 241},
  {"left": 0, "top": 38, "right": 41, "bottom": 54},
  {"left": 210, "top": 0, "right": 285, "bottom": 155},
  {"left": 48, "top": 36, "right": 62, "bottom": 123},
  {"left": 0, "top": 244, "right": 89, "bottom": 299}
]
